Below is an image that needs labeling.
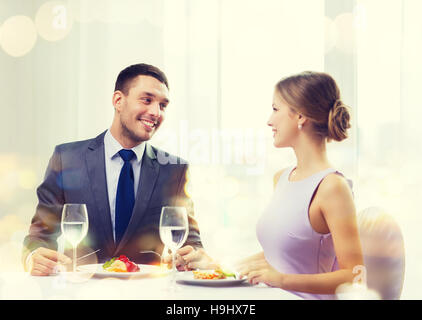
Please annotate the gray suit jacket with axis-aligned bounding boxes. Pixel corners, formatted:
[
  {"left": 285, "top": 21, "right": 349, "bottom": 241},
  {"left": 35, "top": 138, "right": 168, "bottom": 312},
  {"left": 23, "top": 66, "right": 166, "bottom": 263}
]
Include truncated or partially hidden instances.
[{"left": 23, "top": 131, "right": 202, "bottom": 265}]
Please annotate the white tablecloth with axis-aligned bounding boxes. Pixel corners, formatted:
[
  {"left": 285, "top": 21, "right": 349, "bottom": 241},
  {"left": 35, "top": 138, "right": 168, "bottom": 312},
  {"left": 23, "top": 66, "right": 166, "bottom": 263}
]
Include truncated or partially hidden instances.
[{"left": 0, "top": 271, "right": 301, "bottom": 300}]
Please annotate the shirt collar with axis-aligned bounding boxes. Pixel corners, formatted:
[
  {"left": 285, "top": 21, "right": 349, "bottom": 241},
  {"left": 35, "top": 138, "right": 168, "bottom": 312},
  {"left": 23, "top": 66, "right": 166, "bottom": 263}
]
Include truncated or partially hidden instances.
[{"left": 104, "top": 129, "right": 146, "bottom": 163}]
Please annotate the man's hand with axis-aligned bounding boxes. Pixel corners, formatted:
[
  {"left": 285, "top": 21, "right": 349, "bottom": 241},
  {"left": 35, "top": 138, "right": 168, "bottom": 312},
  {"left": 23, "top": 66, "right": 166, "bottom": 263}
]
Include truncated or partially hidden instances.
[
  {"left": 162, "top": 245, "right": 219, "bottom": 271},
  {"left": 28, "top": 247, "right": 72, "bottom": 276}
]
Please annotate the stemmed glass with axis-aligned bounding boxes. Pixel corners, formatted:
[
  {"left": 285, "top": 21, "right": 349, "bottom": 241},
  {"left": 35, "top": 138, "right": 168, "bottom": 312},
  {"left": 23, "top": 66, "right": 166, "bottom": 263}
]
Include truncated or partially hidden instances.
[
  {"left": 159, "top": 206, "right": 188, "bottom": 290},
  {"left": 61, "top": 203, "right": 89, "bottom": 273}
]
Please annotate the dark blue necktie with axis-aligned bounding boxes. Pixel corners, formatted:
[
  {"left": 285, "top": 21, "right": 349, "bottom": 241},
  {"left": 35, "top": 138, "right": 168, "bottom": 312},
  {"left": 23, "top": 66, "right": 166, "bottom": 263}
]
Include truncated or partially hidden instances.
[{"left": 115, "top": 149, "right": 136, "bottom": 244}]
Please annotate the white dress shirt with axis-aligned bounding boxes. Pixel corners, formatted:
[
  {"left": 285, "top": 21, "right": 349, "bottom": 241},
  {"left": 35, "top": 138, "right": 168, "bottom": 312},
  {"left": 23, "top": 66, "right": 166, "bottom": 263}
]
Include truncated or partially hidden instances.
[{"left": 104, "top": 129, "right": 146, "bottom": 242}]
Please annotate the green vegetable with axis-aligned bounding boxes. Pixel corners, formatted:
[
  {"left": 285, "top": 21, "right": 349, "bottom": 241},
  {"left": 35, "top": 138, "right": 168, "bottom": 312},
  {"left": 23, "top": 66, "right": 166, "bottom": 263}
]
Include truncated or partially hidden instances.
[
  {"left": 102, "top": 257, "right": 116, "bottom": 269},
  {"left": 222, "top": 271, "right": 236, "bottom": 279},
  {"left": 216, "top": 269, "right": 236, "bottom": 279}
]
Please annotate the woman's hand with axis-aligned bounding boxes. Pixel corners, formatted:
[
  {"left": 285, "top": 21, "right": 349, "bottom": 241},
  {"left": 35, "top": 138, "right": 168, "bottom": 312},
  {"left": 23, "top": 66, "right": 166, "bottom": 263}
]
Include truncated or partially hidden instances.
[{"left": 238, "top": 258, "right": 285, "bottom": 288}]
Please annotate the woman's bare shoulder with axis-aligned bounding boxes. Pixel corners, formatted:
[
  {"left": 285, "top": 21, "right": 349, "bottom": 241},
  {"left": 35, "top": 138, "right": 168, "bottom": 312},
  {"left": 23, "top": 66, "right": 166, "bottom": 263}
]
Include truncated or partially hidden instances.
[
  {"left": 318, "top": 172, "right": 355, "bottom": 216},
  {"left": 319, "top": 172, "right": 351, "bottom": 195},
  {"left": 273, "top": 168, "right": 289, "bottom": 188}
]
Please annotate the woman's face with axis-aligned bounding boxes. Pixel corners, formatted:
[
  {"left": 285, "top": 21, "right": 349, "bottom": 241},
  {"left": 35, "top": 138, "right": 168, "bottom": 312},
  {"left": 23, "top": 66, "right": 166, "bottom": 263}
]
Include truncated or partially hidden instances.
[{"left": 267, "top": 90, "right": 300, "bottom": 148}]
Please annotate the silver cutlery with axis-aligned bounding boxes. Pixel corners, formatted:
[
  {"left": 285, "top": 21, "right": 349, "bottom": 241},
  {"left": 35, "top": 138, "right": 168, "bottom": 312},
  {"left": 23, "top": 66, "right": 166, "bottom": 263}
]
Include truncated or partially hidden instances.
[
  {"left": 76, "top": 249, "right": 101, "bottom": 261},
  {"left": 139, "top": 250, "right": 163, "bottom": 259}
]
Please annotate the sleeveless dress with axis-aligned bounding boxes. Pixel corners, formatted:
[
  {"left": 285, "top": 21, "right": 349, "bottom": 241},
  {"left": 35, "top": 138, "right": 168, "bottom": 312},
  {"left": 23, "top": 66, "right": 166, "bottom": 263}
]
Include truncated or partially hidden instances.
[{"left": 256, "top": 166, "right": 351, "bottom": 300}]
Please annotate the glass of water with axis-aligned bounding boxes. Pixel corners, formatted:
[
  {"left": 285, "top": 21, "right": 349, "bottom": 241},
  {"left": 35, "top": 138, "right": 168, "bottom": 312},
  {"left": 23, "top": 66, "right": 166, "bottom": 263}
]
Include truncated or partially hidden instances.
[
  {"left": 61, "top": 204, "right": 89, "bottom": 273},
  {"left": 159, "top": 206, "right": 188, "bottom": 290}
]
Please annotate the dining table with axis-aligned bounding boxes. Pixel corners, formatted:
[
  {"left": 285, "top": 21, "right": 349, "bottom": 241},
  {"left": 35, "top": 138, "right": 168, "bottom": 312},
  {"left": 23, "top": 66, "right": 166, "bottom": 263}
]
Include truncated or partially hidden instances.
[{"left": 0, "top": 267, "right": 301, "bottom": 300}]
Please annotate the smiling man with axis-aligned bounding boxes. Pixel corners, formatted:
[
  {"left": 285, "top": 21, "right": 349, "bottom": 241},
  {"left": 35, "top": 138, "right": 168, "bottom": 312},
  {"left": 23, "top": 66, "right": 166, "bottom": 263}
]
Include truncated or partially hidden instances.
[
  {"left": 23, "top": 64, "right": 204, "bottom": 275},
  {"left": 111, "top": 66, "right": 169, "bottom": 146}
]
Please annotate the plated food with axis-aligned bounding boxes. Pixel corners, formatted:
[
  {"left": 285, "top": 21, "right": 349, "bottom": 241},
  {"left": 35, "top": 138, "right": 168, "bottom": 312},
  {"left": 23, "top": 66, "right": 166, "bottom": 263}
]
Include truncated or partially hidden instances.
[
  {"left": 77, "top": 263, "right": 169, "bottom": 278},
  {"left": 176, "top": 269, "right": 246, "bottom": 286},
  {"left": 102, "top": 255, "right": 140, "bottom": 272},
  {"left": 193, "top": 269, "right": 236, "bottom": 280}
]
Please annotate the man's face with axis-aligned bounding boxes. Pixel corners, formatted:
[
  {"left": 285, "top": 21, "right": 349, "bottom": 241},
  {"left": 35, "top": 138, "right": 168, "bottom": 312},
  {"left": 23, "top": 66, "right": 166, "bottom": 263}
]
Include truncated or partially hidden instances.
[{"left": 114, "top": 75, "right": 169, "bottom": 144}]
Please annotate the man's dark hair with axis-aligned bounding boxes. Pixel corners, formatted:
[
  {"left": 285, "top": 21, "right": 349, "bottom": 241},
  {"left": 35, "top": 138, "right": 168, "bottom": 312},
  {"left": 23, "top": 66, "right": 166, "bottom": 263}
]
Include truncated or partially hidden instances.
[{"left": 114, "top": 63, "right": 169, "bottom": 94}]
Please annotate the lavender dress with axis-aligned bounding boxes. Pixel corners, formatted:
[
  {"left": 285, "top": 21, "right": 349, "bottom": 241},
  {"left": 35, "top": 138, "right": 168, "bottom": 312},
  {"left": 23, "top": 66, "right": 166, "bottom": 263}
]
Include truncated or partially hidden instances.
[{"left": 256, "top": 166, "right": 350, "bottom": 300}]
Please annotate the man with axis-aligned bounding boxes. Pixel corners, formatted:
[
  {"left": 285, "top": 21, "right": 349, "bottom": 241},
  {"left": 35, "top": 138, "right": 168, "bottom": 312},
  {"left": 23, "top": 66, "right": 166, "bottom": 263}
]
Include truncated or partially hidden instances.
[{"left": 23, "top": 63, "right": 207, "bottom": 275}]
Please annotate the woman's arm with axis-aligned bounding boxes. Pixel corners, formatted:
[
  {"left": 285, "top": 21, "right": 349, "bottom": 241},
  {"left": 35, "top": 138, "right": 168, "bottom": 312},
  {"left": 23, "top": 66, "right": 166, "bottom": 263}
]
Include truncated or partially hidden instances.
[
  {"left": 286, "top": 174, "right": 363, "bottom": 293},
  {"left": 241, "top": 174, "right": 364, "bottom": 294}
]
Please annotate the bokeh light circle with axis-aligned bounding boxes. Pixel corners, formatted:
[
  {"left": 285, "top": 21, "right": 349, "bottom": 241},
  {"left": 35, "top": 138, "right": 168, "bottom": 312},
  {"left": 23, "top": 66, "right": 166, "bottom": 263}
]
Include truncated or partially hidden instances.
[
  {"left": 35, "top": 1, "right": 74, "bottom": 42},
  {"left": 0, "top": 15, "right": 37, "bottom": 57},
  {"left": 334, "top": 13, "right": 355, "bottom": 54}
]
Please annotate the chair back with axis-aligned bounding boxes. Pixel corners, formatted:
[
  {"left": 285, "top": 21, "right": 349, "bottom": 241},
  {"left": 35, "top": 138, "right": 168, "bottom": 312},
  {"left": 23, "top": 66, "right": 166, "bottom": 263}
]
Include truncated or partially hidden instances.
[{"left": 357, "top": 207, "right": 405, "bottom": 300}]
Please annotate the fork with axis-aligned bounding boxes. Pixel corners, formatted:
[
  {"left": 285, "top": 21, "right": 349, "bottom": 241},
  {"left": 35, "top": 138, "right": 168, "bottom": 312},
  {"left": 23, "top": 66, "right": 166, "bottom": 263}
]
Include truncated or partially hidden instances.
[
  {"left": 139, "top": 250, "right": 163, "bottom": 259},
  {"left": 77, "top": 249, "right": 101, "bottom": 261},
  {"left": 139, "top": 250, "right": 184, "bottom": 265}
]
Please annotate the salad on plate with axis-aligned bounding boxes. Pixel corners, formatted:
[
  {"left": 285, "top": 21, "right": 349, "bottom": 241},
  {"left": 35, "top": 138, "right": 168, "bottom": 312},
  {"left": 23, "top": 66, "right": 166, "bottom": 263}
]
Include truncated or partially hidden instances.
[{"left": 102, "top": 255, "right": 140, "bottom": 273}]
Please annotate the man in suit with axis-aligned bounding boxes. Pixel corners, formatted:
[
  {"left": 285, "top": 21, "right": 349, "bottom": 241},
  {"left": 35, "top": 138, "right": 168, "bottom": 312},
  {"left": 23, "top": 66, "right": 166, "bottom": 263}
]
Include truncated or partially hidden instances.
[{"left": 23, "top": 63, "right": 206, "bottom": 275}]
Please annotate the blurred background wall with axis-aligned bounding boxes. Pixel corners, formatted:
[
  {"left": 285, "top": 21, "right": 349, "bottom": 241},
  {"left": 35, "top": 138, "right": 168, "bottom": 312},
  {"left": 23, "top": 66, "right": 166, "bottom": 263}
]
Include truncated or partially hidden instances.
[{"left": 0, "top": 0, "right": 421, "bottom": 298}]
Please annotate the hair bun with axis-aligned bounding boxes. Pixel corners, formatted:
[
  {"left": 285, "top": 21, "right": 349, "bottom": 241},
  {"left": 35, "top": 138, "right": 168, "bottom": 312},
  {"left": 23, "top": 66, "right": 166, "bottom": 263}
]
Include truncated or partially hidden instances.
[{"left": 327, "top": 100, "right": 351, "bottom": 142}]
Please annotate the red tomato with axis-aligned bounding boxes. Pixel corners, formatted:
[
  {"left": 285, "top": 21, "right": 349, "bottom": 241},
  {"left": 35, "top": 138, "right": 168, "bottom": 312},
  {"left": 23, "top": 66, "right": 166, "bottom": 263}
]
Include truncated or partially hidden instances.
[
  {"left": 127, "top": 262, "right": 140, "bottom": 272},
  {"left": 117, "top": 255, "right": 139, "bottom": 272},
  {"left": 118, "top": 255, "right": 129, "bottom": 262}
]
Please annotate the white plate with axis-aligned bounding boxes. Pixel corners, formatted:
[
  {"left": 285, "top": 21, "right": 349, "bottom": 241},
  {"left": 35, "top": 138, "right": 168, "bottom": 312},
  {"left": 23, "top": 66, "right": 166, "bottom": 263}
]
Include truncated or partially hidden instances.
[
  {"left": 176, "top": 271, "right": 247, "bottom": 286},
  {"left": 77, "top": 264, "right": 170, "bottom": 278}
]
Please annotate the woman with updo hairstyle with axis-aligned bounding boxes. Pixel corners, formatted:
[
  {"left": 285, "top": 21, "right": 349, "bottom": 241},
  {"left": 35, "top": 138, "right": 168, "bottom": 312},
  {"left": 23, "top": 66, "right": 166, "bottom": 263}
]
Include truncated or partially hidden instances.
[{"left": 237, "top": 71, "right": 364, "bottom": 299}]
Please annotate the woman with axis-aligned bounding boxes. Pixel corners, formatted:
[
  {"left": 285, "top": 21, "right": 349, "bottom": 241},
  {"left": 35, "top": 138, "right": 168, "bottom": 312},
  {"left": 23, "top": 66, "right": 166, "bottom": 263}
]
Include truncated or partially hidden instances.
[
  {"left": 170, "top": 71, "right": 363, "bottom": 299},
  {"left": 236, "top": 71, "right": 363, "bottom": 299}
]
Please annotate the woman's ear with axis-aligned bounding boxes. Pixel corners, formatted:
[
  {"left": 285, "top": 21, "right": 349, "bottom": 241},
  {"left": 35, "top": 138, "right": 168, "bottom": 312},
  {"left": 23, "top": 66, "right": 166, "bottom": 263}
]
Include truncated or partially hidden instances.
[{"left": 297, "top": 113, "right": 308, "bottom": 127}]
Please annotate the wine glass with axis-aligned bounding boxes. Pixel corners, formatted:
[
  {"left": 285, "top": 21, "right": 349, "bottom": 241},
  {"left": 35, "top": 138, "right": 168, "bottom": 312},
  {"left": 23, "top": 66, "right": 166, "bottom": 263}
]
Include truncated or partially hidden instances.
[
  {"left": 159, "top": 206, "right": 188, "bottom": 290},
  {"left": 61, "top": 203, "right": 89, "bottom": 273}
]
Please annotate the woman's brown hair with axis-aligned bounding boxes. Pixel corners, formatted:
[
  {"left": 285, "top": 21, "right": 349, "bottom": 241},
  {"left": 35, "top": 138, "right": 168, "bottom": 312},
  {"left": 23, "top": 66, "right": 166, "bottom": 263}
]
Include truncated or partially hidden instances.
[{"left": 275, "top": 71, "right": 351, "bottom": 142}]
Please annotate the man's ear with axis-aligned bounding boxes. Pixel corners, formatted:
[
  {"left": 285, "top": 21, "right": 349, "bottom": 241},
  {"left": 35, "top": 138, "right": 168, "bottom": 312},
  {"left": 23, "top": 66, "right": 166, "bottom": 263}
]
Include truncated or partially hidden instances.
[{"left": 112, "top": 91, "right": 124, "bottom": 112}]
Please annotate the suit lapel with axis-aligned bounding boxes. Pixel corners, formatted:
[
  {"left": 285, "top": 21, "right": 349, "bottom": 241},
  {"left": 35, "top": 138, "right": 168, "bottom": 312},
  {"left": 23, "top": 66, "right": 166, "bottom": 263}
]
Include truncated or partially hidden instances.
[
  {"left": 86, "top": 131, "right": 116, "bottom": 254},
  {"left": 115, "top": 143, "right": 159, "bottom": 254}
]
